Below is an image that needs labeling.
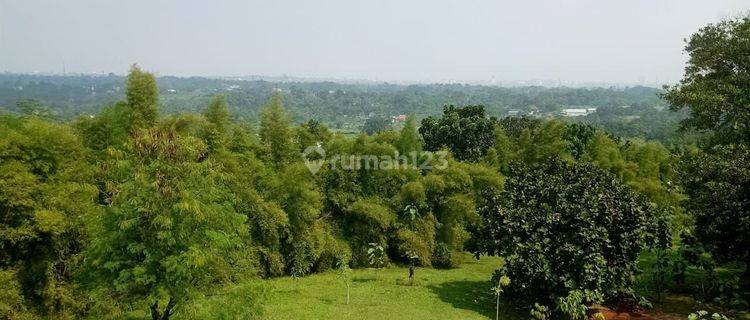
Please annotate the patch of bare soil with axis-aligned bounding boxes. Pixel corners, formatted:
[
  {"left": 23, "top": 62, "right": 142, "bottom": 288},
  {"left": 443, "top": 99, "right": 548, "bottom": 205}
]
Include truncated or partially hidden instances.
[{"left": 589, "top": 305, "right": 685, "bottom": 320}]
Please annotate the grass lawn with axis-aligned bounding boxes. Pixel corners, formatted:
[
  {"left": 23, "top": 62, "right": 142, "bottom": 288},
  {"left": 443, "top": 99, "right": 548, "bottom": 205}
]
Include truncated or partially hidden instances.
[
  {"left": 114, "top": 253, "right": 750, "bottom": 319},
  {"left": 261, "top": 255, "right": 526, "bottom": 320}
]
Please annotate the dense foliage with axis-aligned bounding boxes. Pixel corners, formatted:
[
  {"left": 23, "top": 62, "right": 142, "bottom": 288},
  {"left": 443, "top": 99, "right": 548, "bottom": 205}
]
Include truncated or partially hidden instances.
[
  {"left": 0, "top": 73, "right": 679, "bottom": 143},
  {"left": 663, "top": 16, "right": 750, "bottom": 288},
  {"left": 471, "top": 160, "right": 667, "bottom": 309},
  {"left": 419, "top": 105, "right": 496, "bottom": 162}
]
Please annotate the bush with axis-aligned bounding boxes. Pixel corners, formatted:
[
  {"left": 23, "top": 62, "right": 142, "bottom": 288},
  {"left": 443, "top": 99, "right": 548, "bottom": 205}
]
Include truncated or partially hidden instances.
[{"left": 473, "top": 160, "right": 667, "bottom": 310}]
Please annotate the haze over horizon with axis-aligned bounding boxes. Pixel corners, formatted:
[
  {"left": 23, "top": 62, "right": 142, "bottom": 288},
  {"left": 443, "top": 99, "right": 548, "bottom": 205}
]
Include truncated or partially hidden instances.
[{"left": 1, "top": 0, "right": 747, "bottom": 85}]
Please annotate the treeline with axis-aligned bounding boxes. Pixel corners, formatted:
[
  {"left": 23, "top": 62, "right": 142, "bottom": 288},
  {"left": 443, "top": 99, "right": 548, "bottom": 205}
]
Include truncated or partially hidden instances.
[
  {"left": 0, "top": 65, "right": 682, "bottom": 320},
  {"left": 0, "top": 73, "right": 672, "bottom": 130}
]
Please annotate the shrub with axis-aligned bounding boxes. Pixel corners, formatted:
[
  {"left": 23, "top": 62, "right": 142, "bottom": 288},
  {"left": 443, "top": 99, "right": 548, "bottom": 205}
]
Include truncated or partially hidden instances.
[{"left": 473, "top": 160, "right": 667, "bottom": 311}]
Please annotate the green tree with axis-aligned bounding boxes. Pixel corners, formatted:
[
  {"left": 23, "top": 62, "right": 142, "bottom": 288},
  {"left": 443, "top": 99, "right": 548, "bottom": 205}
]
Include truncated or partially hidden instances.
[
  {"left": 680, "top": 145, "right": 750, "bottom": 282},
  {"left": 259, "top": 92, "right": 295, "bottom": 165},
  {"left": 662, "top": 16, "right": 750, "bottom": 145},
  {"left": 202, "top": 94, "right": 230, "bottom": 152},
  {"left": 294, "top": 119, "right": 331, "bottom": 152},
  {"left": 663, "top": 16, "right": 750, "bottom": 280},
  {"left": 394, "top": 115, "right": 422, "bottom": 155},
  {"left": 0, "top": 116, "right": 98, "bottom": 317},
  {"left": 362, "top": 116, "right": 392, "bottom": 135},
  {"left": 86, "top": 126, "right": 251, "bottom": 320},
  {"left": 419, "top": 105, "right": 495, "bottom": 162},
  {"left": 472, "top": 160, "right": 667, "bottom": 312},
  {"left": 125, "top": 65, "right": 159, "bottom": 132},
  {"left": 489, "top": 118, "right": 571, "bottom": 170},
  {"left": 74, "top": 102, "right": 130, "bottom": 151}
]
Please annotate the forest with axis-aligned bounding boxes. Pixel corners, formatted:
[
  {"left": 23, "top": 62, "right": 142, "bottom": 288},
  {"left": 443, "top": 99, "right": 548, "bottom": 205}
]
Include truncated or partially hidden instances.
[
  {"left": 0, "top": 73, "right": 686, "bottom": 146},
  {"left": 1, "top": 15, "right": 749, "bottom": 320}
]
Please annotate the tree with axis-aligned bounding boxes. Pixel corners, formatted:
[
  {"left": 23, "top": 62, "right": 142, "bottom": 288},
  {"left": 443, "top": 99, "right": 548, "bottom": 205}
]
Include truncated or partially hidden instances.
[
  {"left": 394, "top": 115, "right": 422, "bottom": 154},
  {"left": 86, "top": 126, "right": 251, "bottom": 320},
  {"left": 202, "top": 94, "right": 230, "bottom": 152},
  {"left": 362, "top": 116, "right": 391, "bottom": 135},
  {"left": 472, "top": 160, "right": 667, "bottom": 312},
  {"left": 419, "top": 105, "right": 495, "bottom": 162},
  {"left": 565, "top": 123, "right": 596, "bottom": 160},
  {"left": 0, "top": 116, "right": 98, "bottom": 317},
  {"left": 336, "top": 258, "right": 352, "bottom": 305},
  {"left": 680, "top": 145, "right": 750, "bottom": 283},
  {"left": 492, "top": 275, "right": 511, "bottom": 320},
  {"left": 489, "top": 118, "right": 572, "bottom": 171},
  {"left": 662, "top": 16, "right": 750, "bottom": 145},
  {"left": 125, "top": 64, "right": 159, "bottom": 132},
  {"left": 259, "top": 92, "right": 295, "bottom": 165},
  {"left": 295, "top": 119, "right": 332, "bottom": 153},
  {"left": 663, "top": 16, "right": 750, "bottom": 281}
]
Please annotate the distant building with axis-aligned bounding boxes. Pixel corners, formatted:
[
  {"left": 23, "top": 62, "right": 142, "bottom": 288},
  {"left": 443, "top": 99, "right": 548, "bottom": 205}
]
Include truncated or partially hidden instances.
[
  {"left": 562, "top": 108, "right": 597, "bottom": 117},
  {"left": 507, "top": 110, "right": 520, "bottom": 116},
  {"left": 391, "top": 114, "right": 407, "bottom": 122}
]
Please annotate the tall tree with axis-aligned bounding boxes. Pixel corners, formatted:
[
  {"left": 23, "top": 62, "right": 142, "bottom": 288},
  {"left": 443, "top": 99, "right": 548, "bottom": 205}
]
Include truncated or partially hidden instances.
[
  {"left": 663, "top": 16, "right": 750, "bottom": 280},
  {"left": 662, "top": 16, "right": 750, "bottom": 145},
  {"left": 125, "top": 65, "right": 159, "bottom": 132},
  {"left": 680, "top": 145, "right": 750, "bottom": 283},
  {"left": 202, "top": 94, "right": 230, "bottom": 152},
  {"left": 259, "top": 92, "right": 295, "bottom": 165},
  {"left": 86, "top": 126, "right": 251, "bottom": 320},
  {"left": 395, "top": 115, "right": 423, "bottom": 155}
]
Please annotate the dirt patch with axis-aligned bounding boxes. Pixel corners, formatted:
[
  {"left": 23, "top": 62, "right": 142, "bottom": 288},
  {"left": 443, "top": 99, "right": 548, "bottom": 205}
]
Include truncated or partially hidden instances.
[{"left": 589, "top": 305, "right": 685, "bottom": 320}]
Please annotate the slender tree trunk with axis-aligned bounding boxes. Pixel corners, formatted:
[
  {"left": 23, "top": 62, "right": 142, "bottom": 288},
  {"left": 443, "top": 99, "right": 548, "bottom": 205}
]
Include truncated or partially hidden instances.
[
  {"left": 346, "top": 283, "right": 350, "bottom": 305},
  {"left": 495, "top": 294, "right": 499, "bottom": 320}
]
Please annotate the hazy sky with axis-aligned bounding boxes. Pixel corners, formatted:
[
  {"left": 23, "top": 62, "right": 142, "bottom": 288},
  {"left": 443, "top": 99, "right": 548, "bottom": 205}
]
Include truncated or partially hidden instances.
[{"left": 0, "top": 0, "right": 747, "bottom": 84}]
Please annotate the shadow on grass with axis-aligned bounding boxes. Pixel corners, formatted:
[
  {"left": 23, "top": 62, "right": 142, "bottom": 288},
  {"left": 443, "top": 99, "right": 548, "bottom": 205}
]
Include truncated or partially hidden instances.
[
  {"left": 352, "top": 277, "right": 376, "bottom": 283},
  {"left": 427, "top": 281, "right": 526, "bottom": 319}
]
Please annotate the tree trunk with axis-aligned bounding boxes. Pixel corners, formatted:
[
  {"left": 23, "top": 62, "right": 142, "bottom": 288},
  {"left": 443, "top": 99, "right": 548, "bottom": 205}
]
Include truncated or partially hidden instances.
[
  {"left": 161, "top": 298, "right": 176, "bottom": 320},
  {"left": 346, "top": 283, "right": 350, "bottom": 305},
  {"left": 150, "top": 302, "right": 161, "bottom": 320},
  {"left": 495, "top": 294, "right": 499, "bottom": 320},
  {"left": 150, "top": 298, "right": 176, "bottom": 320}
]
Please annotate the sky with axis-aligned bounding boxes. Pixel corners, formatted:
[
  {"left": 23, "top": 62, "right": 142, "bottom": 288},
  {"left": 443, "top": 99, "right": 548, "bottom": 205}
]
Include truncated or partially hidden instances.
[{"left": 0, "top": 0, "right": 747, "bottom": 85}]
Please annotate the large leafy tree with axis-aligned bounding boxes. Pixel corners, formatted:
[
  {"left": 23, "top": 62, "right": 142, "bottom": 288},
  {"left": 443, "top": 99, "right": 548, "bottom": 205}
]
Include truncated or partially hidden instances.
[
  {"left": 662, "top": 16, "right": 750, "bottom": 145},
  {"left": 419, "top": 105, "right": 496, "bottom": 162},
  {"left": 85, "top": 70, "right": 251, "bottom": 320},
  {"left": 472, "top": 160, "right": 666, "bottom": 311},
  {"left": 663, "top": 16, "right": 750, "bottom": 279},
  {"left": 86, "top": 126, "right": 251, "bottom": 320},
  {"left": 680, "top": 145, "right": 750, "bottom": 280}
]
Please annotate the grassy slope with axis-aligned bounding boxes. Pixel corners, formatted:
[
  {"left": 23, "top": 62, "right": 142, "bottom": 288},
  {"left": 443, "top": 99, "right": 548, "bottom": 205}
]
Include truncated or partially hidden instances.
[
  {"left": 116, "top": 252, "right": 750, "bottom": 319},
  {"left": 261, "top": 255, "right": 525, "bottom": 320}
]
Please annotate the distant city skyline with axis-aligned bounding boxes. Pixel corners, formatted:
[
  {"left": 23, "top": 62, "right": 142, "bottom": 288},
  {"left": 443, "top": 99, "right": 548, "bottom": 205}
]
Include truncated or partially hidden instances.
[{"left": 1, "top": 0, "right": 747, "bottom": 85}]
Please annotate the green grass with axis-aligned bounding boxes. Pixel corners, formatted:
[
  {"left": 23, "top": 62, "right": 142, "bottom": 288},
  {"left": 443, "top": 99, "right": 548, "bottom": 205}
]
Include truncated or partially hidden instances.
[
  {"left": 114, "top": 253, "right": 749, "bottom": 319},
  {"left": 261, "top": 255, "right": 525, "bottom": 320}
]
